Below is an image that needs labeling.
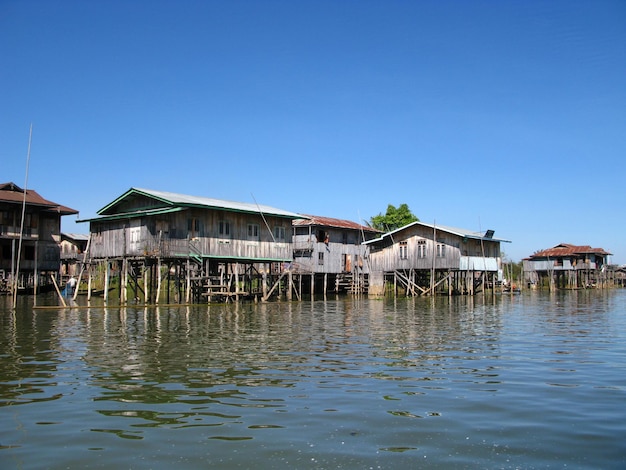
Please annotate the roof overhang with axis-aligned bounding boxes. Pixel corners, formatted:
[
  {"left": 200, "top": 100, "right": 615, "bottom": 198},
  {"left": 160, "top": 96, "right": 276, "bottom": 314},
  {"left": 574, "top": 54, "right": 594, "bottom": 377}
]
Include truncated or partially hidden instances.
[{"left": 77, "top": 207, "right": 185, "bottom": 223}]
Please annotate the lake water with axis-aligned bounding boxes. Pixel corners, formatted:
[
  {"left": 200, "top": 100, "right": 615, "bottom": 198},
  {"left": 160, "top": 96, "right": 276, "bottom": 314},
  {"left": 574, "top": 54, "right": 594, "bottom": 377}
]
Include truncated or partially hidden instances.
[{"left": 1, "top": 290, "right": 625, "bottom": 469}]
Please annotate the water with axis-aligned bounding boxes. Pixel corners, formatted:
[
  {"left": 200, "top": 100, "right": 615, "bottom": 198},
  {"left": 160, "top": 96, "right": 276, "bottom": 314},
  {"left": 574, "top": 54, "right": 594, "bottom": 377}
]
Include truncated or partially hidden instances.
[{"left": 1, "top": 290, "right": 625, "bottom": 469}]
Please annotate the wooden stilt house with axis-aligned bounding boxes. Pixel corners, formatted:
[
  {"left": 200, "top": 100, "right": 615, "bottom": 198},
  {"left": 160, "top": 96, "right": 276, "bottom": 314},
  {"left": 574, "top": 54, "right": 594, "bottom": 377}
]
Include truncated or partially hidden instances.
[
  {"left": 522, "top": 243, "right": 613, "bottom": 289},
  {"left": 364, "top": 221, "right": 509, "bottom": 296},
  {"left": 292, "top": 215, "right": 381, "bottom": 295},
  {"left": 78, "top": 188, "right": 303, "bottom": 303},
  {"left": 59, "top": 233, "right": 89, "bottom": 280},
  {"left": 0, "top": 182, "right": 78, "bottom": 294}
]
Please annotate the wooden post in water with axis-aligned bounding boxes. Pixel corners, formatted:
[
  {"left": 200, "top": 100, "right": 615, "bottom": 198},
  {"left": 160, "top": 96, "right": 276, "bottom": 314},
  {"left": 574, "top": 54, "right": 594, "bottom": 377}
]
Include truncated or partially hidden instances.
[
  {"left": 87, "top": 265, "right": 92, "bottom": 301},
  {"left": 287, "top": 271, "right": 293, "bottom": 300},
  {"left": 262, "top": 269, "right": 268, "bottom": 299},
  {"left": 121, "top": 258, "right": 128, "bottom": 304},
  {"left": 104, "top": 259, "right": 110, "bottom": 303},
  {"left": 50, "top": 273, "right": 67, "bottom": 308},
  {"left": 185, "top": 259, "right": 191, "bottom": 303},
  {"left": 154, "top": 260, "right": 160, "bottom": 304}
]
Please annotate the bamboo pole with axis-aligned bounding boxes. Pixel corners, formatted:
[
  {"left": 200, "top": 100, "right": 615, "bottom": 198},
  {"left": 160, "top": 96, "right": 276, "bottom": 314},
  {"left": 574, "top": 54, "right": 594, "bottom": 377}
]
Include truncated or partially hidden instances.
[
  {"left": 50, "top": 273, "right": 67, "bottom": 308},
  {"left": 12, "top": 124, "right": 33, "bottom": 309},
  {"left": 73, "top": 234, "right": 92, "bottom": 301}
]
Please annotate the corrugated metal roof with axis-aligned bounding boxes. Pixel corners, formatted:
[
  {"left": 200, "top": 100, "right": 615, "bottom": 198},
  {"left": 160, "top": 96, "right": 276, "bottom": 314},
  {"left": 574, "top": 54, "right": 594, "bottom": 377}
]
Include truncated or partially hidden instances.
[
  {"left": 363, "top": 220, "right": 510, "bottom": 245},
  {"left": 528, "top": 243, "right": 612, "bottom": 258},
  {"left": 78, "top": 207, "right": 184, "bottom": 223},
  {"left": 61, "top": 233, "right": 90, "bottom": 241},
  {"left": 293, "top": 214, "right": 380, "bottom": 233},
  {"left": 98, "top": 187, "right": 303, "bottom": 219}
]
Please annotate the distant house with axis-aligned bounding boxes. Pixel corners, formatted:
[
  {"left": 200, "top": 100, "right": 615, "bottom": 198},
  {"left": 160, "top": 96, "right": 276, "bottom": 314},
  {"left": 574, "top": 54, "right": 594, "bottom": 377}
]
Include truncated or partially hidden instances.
[
  {"left": 364, "top": 221, "right": 509, "bottom": 296},
  {"left": 523, "top": 243, "right": 612, "bottom": 289},
  {"left": 292, "top": 214, "right": 380, "bottom": 294},
  {"left": 0, "top": 182, "right": 78, "bottom": 293},
  {"left": 59, "top": 233, "right": 90, "bottom": 279},
  {"left": 79, "top": 187, "right": 303, "bottom": 302}
]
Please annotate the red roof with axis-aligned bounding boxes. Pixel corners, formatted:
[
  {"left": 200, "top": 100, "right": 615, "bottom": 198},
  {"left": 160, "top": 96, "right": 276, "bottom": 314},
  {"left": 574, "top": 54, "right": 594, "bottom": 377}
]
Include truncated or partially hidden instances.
[
  {"left": 529, "top": 243, "right": 612, "bottom": 259},
  {"left": 0, "top": 182, "right": 78, "bottom": 215},
  {"left": 293, "top": 214, "right": 380, "bottom": 233}
]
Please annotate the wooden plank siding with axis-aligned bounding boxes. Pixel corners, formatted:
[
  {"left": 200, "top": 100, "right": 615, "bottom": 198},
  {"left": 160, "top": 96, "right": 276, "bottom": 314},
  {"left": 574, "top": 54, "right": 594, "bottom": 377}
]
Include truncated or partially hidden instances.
[
  {"left": 1, "top": 183, "right": 78, "bottom": 291},
  {"left": 292, "top": 216, "right": 379, "bottom": 275},
  {"left": 367, "top": 223, "right": 503, "bottom": 273},
  {"left": 89, "top": 210, "right": 293, "bottom": 261}
]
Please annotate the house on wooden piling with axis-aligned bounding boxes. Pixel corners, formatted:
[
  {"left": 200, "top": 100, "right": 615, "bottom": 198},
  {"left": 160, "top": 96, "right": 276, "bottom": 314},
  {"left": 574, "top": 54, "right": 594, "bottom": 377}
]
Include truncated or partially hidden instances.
[
  {"left": 292, "top": 215, "right": 381, "bottom": 295},
  {"left": 522, "top": 243, "right": 612, "bottom": 289},
  {"left": 0, "top": 182, "right": 78, "bottom": 293},
  {"left": 59, "top": 233, "right": 90, "bottom": 279},
  {"left": 78, "top": 187, "right": 303, "bottom": 303},
  {"left": 364, "top": 221, "right": 509, "bottom": 296}
]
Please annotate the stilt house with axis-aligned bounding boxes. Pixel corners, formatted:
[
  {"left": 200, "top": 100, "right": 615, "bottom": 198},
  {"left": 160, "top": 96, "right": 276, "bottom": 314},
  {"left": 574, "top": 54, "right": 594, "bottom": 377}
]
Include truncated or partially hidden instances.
[
  {"left": 79, "top": 188, "right": 303, "bottom": 303},
  {"left": 364, "top": 221, "right": 509, "bottom": 296},
  {"left": 523, "top": 243, "right": 612, "bottom": 289},
  {"left": 292, "top": 215, "right": 380, "bottom": 294},
  {"left": 0, "top": 182, "right": 78, "bottom": 293},
  {"left": 59, "top": 233, "right": 90, "bottom": 279}
]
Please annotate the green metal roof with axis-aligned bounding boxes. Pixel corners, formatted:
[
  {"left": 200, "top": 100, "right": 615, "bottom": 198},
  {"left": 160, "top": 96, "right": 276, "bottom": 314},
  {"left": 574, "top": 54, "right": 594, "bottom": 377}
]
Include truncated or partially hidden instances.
[
  {"left": 97, "top": 187, "right": 304, "bottom": 219},
  {"left": 77, "top": 207, "right": 184, "bottom": 223}
]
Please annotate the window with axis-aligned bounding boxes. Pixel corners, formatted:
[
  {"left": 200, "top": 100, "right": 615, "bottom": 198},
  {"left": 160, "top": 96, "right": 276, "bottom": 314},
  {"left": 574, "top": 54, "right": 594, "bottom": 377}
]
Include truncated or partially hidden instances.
[
  {"left": 399, "top": 241, "right": 408, "bottom": 259},
  {"left": 318, "top": 251, "right": 324, "bottom": 265},
  {"left": 436, "top": 243, "right": 446, "bottom": 258},
  {"left": 274, "top": 226, "right": 286, "bottom": 242},
  {"left": 417, "top": 240, "right": 426, "bottom": 258},
  {"left": 2, "top": 211, "right": 14, "bottom": 226},
  {"left": 188, "top": 218, "right": 201, "bottom": 238},
  {"left": 295, "top": 227, "right": 309, "bottom": 236},
  {"left": 247, "top": 224, "right": 260, "bottom": 240},
  {"left": 24, "top": 213, "right": 33, "bottom": 236},
  {"left": 342, "top": 232, "right": 348, "bottom": 244},
  {"left": 218, "top": 220, "right": 230, "bottom": 237}
]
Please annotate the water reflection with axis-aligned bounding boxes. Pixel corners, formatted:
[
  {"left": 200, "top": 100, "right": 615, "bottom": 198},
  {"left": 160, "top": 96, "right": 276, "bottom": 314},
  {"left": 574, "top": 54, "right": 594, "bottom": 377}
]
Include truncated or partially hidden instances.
[{"left": 1, "top": 291, "right": 625, "bottom": 469}]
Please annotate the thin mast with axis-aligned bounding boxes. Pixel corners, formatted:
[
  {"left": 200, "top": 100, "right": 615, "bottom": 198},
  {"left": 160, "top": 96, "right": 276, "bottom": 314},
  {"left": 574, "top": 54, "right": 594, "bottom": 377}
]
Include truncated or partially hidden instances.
[{"left": 13, "top": 123, "right": 33, "bottom": 307}]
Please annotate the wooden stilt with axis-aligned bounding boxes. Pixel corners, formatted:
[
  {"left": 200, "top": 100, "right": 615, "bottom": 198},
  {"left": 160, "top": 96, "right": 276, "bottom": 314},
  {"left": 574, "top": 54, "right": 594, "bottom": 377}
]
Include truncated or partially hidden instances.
[
  {"left": 185, "top": 259, "right": 191, "bottom": 303},
  {"left": 87, "top": 265, "right": 92, "bottom": 301},
  {"left": 104, "top": 260, "right": 110, "bottom": 303},
  {"left": 287, "top": 271, "right": 293, "bottom": 300}
]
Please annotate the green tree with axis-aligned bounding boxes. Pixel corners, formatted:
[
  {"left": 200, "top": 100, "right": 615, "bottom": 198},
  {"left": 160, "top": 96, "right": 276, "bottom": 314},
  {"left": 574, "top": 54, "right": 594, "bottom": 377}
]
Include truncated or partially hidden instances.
[{"left": 369, "top": 203, "right": 419, "bottom": 232}]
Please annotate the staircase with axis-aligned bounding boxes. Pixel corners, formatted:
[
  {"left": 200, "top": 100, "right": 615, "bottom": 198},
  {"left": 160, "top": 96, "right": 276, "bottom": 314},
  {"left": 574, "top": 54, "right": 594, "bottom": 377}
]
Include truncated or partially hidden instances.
[{"left": 336, "top": 273, "right": 369, "bottom": 294}]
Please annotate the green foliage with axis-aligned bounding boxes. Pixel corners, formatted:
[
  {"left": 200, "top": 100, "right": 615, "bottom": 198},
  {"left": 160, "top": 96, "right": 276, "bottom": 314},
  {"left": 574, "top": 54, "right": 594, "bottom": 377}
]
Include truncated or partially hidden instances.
[{"left": 369, "top": 203, "right": 419, "bottom": 232}]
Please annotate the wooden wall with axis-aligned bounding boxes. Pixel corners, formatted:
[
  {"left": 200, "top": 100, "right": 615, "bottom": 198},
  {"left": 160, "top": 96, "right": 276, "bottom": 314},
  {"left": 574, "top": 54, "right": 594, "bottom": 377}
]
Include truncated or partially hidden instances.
[
  {"left": 89, "top": 209, "right": 294, "bottom": 261},
  {"left": 292, "top": 226, "right": 371, "bottom": 274},
  {"left": 368, "top": 224, "right": 502, "bottom": 273}
]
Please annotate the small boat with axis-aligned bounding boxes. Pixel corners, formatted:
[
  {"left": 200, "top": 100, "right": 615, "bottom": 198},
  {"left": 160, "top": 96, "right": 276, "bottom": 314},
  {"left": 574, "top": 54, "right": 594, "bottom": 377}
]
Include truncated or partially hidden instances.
[{"left": 502, "top": 285, "right": 521, "bottom": 294}]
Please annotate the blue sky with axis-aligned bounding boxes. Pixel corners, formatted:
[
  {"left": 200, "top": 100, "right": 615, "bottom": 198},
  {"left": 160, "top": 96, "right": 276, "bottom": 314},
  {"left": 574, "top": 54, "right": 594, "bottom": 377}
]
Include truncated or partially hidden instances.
[{"left": 2, "top": 0, "right": 625, "bottom": 263}]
